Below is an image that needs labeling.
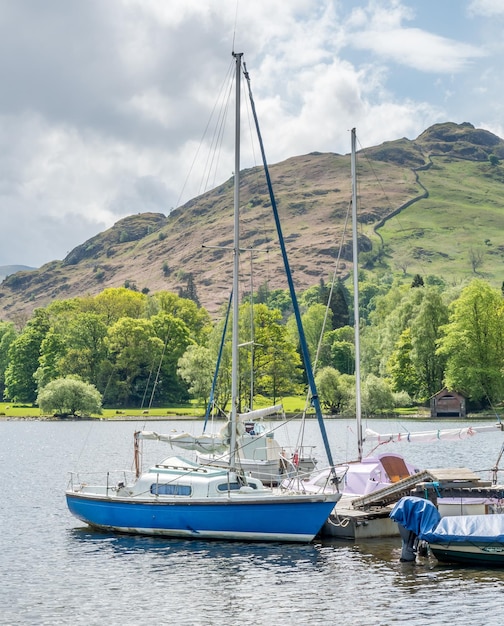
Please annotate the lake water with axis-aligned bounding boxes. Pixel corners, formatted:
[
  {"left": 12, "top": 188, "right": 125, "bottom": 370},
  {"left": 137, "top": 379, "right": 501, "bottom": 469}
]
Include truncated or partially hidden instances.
[{"left": 2, "top": 417, "right": 504, "bottom": 626}]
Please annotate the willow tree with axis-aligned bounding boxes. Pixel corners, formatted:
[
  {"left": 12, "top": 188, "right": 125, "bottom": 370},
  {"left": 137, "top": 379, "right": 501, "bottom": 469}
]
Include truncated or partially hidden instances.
[
  {"left": 37, "top": 377, "right": 102, "bottom": 417},
  {"left": 315, "top": 366, "right": 343, "bottom": 414},
  {"left": 177, "top": 344, "right": 214, "bottom": 407}
]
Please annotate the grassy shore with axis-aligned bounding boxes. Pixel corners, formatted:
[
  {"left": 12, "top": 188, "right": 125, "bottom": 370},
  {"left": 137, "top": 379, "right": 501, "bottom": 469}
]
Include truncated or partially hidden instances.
[
  {"left": 0, "top": 396, "right": 312, "bottom": 420},
  {"left": 0, "top": 398, "right": 440, "bottom": 420},
  {"left": 0, "top": 402, "right": 204, "bottom": 420}
]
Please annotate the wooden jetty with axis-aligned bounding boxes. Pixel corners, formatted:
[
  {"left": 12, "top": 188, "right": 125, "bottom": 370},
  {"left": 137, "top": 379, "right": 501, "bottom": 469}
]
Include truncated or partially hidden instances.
[{"left": 320, "top": 467, "right": 502, "bottom": 540}]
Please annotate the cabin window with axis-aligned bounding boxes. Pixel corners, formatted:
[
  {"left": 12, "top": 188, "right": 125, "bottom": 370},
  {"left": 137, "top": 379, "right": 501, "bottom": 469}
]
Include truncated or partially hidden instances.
[
  {"left": 217, "top": 482, "right": 257, "bottom": 491},
  {"left": 150, "top": 483, "right": 191, "bottom": 496}
]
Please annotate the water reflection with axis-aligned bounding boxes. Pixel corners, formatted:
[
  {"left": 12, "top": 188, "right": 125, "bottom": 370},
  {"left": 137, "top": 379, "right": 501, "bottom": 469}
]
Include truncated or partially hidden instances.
[
  {"left": 330, "top": 534, "right": 504, "bottom": 586},
  {"left": 68, "top": 526, "right": 324, "bottom": 570}
]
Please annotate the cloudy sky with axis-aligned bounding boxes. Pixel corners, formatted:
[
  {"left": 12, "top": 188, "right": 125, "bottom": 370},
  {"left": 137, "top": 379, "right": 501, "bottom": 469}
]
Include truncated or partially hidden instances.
[{"left": 1, "top": 0, "right": 504, "bottom": 268}]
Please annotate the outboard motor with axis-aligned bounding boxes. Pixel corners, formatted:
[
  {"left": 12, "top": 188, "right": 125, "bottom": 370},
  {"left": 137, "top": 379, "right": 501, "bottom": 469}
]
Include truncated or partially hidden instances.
[
  {"left": 391, "top": 496, "right": 441, "bottom": 563},
  {"left": 397, "top": 523, "right": 418, "bottom": 562}
]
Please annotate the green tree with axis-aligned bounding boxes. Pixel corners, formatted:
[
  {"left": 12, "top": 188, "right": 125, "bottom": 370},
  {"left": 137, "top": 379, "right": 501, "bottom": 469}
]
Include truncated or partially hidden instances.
[
  {"left": 83, "top": 287, "right": 147, "bottom": 324},
  {"left": 411, "top": 274, "right": 424, "bottom": 288},
  {"left": 31, "top": 300, "right": 84, "bottom": 391},
  {"left": 105, "top": 317, "right": 164, "bottom": 406},
  {"left": 361, "top": 374, "right": 395, "bottom": 415},
  {"left": 437, "top": 279, "right": 504, "bottom": 405},
  {"left": 37, "top": 377, "right": 102, "bottom": 416},
  {"left": 34, "top": 330, "right": 67, "bottom": 389},
  {"left": 315, "top": 366, "right": 346, "bottom": 413},
  {"left": 177, "top": 273, "right": 200, "bottom": 306},
  {"left": 4, "top": 309, "right": 50, "bottom": 402},
  {"left": 387, "top": 287, "right": 448, "bottom": 401},
  {"left": 255, "top": 282, "right": 270, "bottom": 305},
  {"left": 358, "top": 276, "right": 387, "bottom": 323},
  {"left": 364, "top": 281, "right": 437, "bottom": 379},
  {"left": 409, "top": 287, "right": 448, "bottom": 399},
  {"left": 206, "top": 313, "right": 232, "bottom": 413},
  {"left": 322, "top": 278, "right": 350, "bottom": 329},
  {"left": 0, "top": 322, "right": 17, "bottom": 399},
  {"left": 387, "top": 328, "right": 417, "bottom": 397},
  {"left": 150, "top": 291, "right": 211, "bottom": 344},
  {"left": 268, "top": 290, "right": 293, "bottom": 317},
  {"left": 57, "top": 312, "right": 109, "bottom": 387},
  {"left": 301, "top": 303, "right": 332, "bottom": 364},
  {"left": 339, "top": 373, "right": 357, "bottom": 414},
  {"left": 246, "top": 304, "right": 302, "bottom": 404},
  {"left": 254, "top": 284, "right": 292, "bottom": 317},
  {"left": 330, "top": 340, "right": 355, "bottom": 375},
  {"left": 321, "top": 325, "right": 355, "bottom": 374},
  {"left": 177, "top": 344, "right": 214, "bottom": 406},
  {"left": 150, "top": 311, "right": 193, "bottom": 403},
  {"left": 361, "top": 281, "right": 411, "bottom": 376},
  {"left": 330, "top": 325, "right": 355, "bottom": 343}
]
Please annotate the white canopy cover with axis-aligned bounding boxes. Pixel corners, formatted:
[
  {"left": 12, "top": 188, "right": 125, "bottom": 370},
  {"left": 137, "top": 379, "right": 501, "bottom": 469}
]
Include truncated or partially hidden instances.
[
  {"left": 365, "top": 423, "right": 503, "bottom": 444},
  {"left": 137, "top": 404, "right": 283, "bottom": 454}
]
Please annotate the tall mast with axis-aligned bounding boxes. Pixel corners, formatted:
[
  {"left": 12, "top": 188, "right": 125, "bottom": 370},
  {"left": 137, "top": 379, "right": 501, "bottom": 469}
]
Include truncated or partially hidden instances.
[
  {"left": 229, "top": 52, "right": 242, "bottom": 468},
  {"left": 351, "top": 128, "right": 363, "bottom": 461},
  {"left": 249, "top": 250, "right": 254, "bottom": 410}
]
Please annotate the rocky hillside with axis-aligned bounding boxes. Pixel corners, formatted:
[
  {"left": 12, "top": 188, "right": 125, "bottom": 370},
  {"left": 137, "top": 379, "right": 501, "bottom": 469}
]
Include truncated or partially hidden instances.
[
  {"left": 1, "top": 122, "right": 504, "bottom": 323},
  {"left": 0, "top": 265, "right": 35, "bottom": 283}
]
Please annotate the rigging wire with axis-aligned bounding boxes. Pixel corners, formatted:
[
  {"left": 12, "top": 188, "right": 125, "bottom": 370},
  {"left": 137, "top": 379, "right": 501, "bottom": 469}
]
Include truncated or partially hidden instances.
[
  {"left": 140, "top": 363, "right": 154, "bottom": 409},
  {"left": 148, "top": 332, "right": 170, "bottom": 409},
  {"left": 201, "top": 69, "right": 234, "bottom": 195},
  {"left": 175, "top": 61, "right": 235, "bottom": 208}
]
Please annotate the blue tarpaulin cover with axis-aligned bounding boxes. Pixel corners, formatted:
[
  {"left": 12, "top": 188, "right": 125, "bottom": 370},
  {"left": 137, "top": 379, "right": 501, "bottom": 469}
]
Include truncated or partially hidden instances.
[
  {"left": 390, "top": 496, "right": 504, "bottom": 544},
  {"left": 390, "top": 496, "right": 441, "bottom": 537}
]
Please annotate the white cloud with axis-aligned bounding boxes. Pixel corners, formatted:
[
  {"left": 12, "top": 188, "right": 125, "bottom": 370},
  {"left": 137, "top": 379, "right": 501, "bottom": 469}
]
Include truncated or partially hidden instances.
[
  {"left": 351, "top": 28, "right": 485, "bottom": 72},
  {"left": 0, "top": 0, "right": 501, "bottom": 267},
  {"left": 345, "top": 1, "right": 486, "bottom": 73},
  {"left": 468, "top": 0, "right": 504, "bottom": 17},
  {"left": 126, "top": 89, "right": 176, "bottom": 128}
]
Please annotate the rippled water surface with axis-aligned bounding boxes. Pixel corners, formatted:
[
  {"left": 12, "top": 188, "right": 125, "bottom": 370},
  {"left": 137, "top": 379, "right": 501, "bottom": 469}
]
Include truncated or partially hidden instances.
[{"left": 2, "top": 418, "right": 504, "bottom": 625}]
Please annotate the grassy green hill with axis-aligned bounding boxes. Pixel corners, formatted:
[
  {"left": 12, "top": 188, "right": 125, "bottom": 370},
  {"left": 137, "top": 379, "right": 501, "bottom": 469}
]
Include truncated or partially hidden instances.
[
  {"left": 1, "top": 121, "right": 503, "bottom": 322},
  {"left": 378, "top": 157, "right": 504, "bottom": 283}
]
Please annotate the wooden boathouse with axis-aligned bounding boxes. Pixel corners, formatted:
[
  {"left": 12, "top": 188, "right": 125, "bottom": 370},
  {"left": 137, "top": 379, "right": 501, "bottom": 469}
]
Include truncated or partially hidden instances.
[{"left": 430, "top": 388, "right": 466, "bottom": 418}]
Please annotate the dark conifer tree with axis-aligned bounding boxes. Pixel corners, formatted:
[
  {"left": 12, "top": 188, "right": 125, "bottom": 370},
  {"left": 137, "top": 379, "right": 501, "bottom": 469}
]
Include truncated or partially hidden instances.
[
  {"left": 411, "top": 274, "right": 425, "bottom": 288},
  {"left": 178, "top": 273, "right": 200, "bottom": 307},
  {"left": 318, "top": 278, "right": 350, "bottom": 330}
]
